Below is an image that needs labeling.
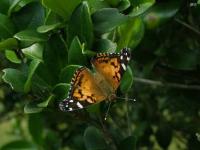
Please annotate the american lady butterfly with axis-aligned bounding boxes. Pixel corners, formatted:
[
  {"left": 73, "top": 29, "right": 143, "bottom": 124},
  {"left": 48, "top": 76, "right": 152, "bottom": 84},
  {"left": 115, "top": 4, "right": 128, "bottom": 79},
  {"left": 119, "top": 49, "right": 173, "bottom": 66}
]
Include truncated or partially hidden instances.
[{"left": 59, "top": 48, "right": 131, "bottom": 111}]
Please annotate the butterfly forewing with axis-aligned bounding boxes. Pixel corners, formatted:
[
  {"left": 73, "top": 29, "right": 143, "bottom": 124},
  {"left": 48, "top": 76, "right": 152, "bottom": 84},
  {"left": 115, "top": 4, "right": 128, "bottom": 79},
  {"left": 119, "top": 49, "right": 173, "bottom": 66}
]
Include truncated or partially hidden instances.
[
  {"left": 91, "top": 48, "right": 131, "bottom": 91},
  {"left": 59, "top": 67, "right": 106, "bottom": 111}
]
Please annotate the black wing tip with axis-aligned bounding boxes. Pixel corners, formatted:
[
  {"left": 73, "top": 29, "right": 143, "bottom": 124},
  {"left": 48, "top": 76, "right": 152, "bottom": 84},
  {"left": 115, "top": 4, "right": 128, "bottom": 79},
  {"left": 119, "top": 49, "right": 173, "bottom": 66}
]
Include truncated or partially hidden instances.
[
  {"left": 59, "top": 100, "right": 69, "bottom": 112},
  {"left": 59, "top": 99, "right": 85, "bottom": 112}
]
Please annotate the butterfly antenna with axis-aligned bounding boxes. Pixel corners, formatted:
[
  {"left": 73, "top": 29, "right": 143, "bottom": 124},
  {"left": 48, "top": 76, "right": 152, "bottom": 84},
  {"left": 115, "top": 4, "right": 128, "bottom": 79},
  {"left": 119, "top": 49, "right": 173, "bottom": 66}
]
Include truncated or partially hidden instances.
[
  {"left": 104, "top": 101, "right": 112, "bottom": 120},
  {"left": 115, "top": 96, "right": 136, "bottom": 102}
]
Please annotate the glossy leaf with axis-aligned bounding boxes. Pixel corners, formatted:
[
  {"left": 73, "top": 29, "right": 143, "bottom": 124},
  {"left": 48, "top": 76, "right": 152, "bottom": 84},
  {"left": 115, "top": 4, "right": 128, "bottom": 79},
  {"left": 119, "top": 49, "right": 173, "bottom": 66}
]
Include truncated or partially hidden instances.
[
  {"left": 24, "top": 60, "right": 40, "bottom": 93},
  {"left": 5, "top": 50, "right": 21, "bottom": 64},
  {"left": 14, "top": 30, "right": 48, "bottom": 42},
  {"left": 86, "top": 0, "right": 109, "bottom": 13},
  {"left": 22, "top": 43, "right": 43, "bottom": 62},
  {"left": 118, "top": 0, "right": 131, "bottom": 11},
  {"left": 120, "top": 66, "right": 134, "bottom": 93},
  {"left": 92, "top": 8, "right": 128, "bottom": 34},
  {"left": 24, "top": 101, "right": 44, "bottom": 114},
  {"left": 43, "top": 34, "right": 68, "bottom": 85},
  {"left": 59, "top": 65, "right": 82, "bottom": 83},
  {"left": 12, "top": 2, "right": 45, "bottom": 30},
  {"left": 84, "top": 126, "right": 107, "bottom": 150},
  {"left": 28, "top": 114, "right": 44, "bottom": 145},
  {"left": 42, "top": 0, "right": 81, "bottom": 20},
  {"left": 94, "top": 39, "right": 117, "bottom": 52},
  {"left": 37, "top": 23, "right": 62, "bottom": 33},
  {"left": 37, "top": 94, "right": 55, "bottom": 107},
  {"left": 68, "top": 37, "right": 87, "bottom": 65},
  {"left": 0, "top": 0, "right": 10, "bottom": 14},
  {"left": 117, "top": 17, "right": 144, "bottom": 50},
  {"left": 0, "top": 38, "right": 18, "bottom": 51},
  {"left": 0, "top": 13, "right": 15, "bottom": 38},
  {"left": 68, "top": 1, "right": 94, "bottom": 48},
  {"left": 52, "top": 83, "right": 70, "bottom": 100},
  {"left": 2, "top": 68, "right": 27, "bottom": 92},
  {"left": 129, "top": 0, "right": 155, "bottom": 17}
]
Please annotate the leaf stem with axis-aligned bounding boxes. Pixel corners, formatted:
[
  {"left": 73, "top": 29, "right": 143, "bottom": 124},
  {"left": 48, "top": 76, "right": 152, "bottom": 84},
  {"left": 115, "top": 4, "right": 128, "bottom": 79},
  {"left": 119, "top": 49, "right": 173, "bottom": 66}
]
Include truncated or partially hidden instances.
[
  {"left": 134, "top": 77, "right": 200, "bottom": 90},
  {"left": 174, "top": 18, "right": 200, "bottom": 35}
]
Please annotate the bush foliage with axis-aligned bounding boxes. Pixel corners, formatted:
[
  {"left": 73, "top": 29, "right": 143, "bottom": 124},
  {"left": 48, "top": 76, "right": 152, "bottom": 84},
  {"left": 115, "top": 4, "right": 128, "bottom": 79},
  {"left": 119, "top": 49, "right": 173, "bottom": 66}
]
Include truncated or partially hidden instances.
[{"left": 0, "top": 0, "right": 200, "bottom": 149}]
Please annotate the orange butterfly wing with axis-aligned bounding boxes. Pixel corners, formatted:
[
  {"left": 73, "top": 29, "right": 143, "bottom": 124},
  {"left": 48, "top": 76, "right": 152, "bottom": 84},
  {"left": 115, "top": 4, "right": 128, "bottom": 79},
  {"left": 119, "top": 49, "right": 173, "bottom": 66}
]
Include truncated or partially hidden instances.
[
  {"left": 91, "top": 48, "right": 131, "bottom": 91},
  {"left": 59, "top": 67, "right": 106, "bottom": 111}
]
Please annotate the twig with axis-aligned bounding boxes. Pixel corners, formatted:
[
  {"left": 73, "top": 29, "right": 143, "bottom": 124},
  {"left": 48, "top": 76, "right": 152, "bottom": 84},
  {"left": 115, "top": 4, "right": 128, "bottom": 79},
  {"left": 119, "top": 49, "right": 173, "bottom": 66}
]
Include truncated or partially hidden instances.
[
  {"left": 134, "top": 77, "right": 200, "bottom": 90},
  {"left": 174, "top": 18, "right": 200, "bottom": 35},
  {"left": 125, "top": 94, "right": 131, "bottom": 136}
]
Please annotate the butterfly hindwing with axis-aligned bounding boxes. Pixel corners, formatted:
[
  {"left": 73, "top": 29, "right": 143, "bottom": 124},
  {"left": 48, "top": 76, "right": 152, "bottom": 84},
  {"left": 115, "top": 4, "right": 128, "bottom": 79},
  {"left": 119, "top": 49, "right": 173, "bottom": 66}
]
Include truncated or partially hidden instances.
[
  {"left": 59, "top": 67, "right": 106, "bottom": 111},
  {"left": 91, "top": 48, "right": 131, "bottom": 91}
]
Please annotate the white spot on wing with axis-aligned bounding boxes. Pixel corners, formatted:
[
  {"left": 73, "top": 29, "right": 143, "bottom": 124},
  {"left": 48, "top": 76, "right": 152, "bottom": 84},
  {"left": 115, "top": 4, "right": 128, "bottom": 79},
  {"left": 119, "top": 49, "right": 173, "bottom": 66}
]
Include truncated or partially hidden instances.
[
  {"left": 121, "top": 63, "right": 126, "bottom": 70},
  {"left": 77, "top": 102, "right": 83, "bottom": 108},
  {"left": 127, "top": 57, "right": 130, "bottom": 61},
  {"left": 69, "top": 108, "right": 73, "bottom": 111},
  {"left": 69, "top": 100, "right": 73, "bottom": 103},
  {"left": 120, "top": 55, "right": 123, "bottom": 60}
]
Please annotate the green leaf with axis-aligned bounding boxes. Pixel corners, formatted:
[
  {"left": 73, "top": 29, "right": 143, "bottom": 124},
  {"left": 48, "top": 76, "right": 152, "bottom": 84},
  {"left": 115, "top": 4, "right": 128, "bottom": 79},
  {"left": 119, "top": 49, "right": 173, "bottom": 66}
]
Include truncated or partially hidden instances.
[
  {"left": 37, "top": 23, "right": 63, "bottom": 33},
  {"left": 59, "top": 65, "right": 82, "bottom": 83},
  {"left": 0, "top": 0, "right": 10, "bottom": 14},
  {"left": 52, "top": 83, "right": 70, "bottom": 100},
  {"left": 92, "top": 8, "right": 128, "bottom": 34},
  {"left": 105, "top": 0, "right": 121, "bottom": 6},
  {"left": 68, "top": 1, "right": 94, "bottom": 48},
  {"left": 14, "top": 30, "right": 48, "bottom": 42},
  {"left": 0, "top": 140, "right": 35, "bottom": 150},
  {"left": 24, "top": 60, "right": 40, "bottom": 93},
  {"left": 94, "top": 39, "right": 117, "bottom": 52},
  {"left": 86, "top": 0, "right": 109, "bottom": 13},
  {"left": 0, "top": 13, "right": 15, "bottom": 38},
  {"left": 42, "top": 0, "right": 81, "bottom": 20},
  {"left": 12, "top": 2, "right": 45, "bottom": 30},
  {"left": 37, "top": 94, "right": 55, "bottom": 107},
  {"left": 22, "top": 43, "right": 43, "bottom": 62},
  {"left": 2, "top": 68, "right": 27, "bottom": 92},
  {"left": 117, "top": 17, "right": 144, "bottom": 50},
  {"left": 120, "top": 66, "right": 133, "bottom": 93},
  {"left": 28, "top": 114, "right": 44, "bottom": 145},
  {"left": 84, "top": 126, "right": 107, "bottom": 150},
  {"left": 68, "top": 37, "right": 87, "bottom": 65},
  {"left": 24, "top": 101, "right": 44, "bottom": 114},
  {"left": 5, "top": 50, "right": 21, "bottom": 64},
  {"left": 119, "top": 136, "right": 137, "bottom": 150},
  {"left": 129, "top": 0, "right": 155, "bottom": 17},
  {"left": 142, "top": 1, "right": 180, "bottom": 29},
  {"left": 118, "top": 0, "right": 131, "bottom": 11},
  {"left": 42, "top": 33, "right": 68, "bottom": 85},
  {"left": 0, "top": 38, "right": 18, "bottom": 52}
]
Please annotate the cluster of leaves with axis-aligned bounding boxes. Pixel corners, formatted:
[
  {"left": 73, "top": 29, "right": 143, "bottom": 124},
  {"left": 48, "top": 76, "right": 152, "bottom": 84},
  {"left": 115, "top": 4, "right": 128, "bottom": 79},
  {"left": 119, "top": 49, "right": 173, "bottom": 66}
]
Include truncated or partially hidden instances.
[{"left": 0, "top": 0, "right": 200, "bottom": 149}]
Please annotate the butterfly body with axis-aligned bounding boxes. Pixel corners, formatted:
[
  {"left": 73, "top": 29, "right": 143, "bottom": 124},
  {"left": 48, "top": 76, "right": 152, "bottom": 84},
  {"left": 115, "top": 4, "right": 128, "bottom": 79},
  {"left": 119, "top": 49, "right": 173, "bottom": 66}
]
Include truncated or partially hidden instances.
[{"left": 59, "top": 48, "right": 131, "bottom": 111}]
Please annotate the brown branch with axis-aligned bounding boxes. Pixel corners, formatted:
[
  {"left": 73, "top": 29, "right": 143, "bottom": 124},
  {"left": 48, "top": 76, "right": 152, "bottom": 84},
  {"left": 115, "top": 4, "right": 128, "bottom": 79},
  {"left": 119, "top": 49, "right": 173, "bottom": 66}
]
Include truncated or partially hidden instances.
[
  {"left": 134, "top": 77, "right": 200, "bottom": 90},
  {"left": 174, "top": 18, "right": 200, "bottom": 35}
]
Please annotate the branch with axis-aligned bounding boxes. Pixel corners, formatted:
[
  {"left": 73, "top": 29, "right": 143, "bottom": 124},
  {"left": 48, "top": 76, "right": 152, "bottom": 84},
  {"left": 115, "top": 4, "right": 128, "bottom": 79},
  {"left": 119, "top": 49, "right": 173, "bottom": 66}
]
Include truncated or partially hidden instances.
[
  {"left": 174, "top": 18, "right": 200, "bottom": 35},
  {"left": 134, "top": 77, "right": 200, "bottom": 90}
]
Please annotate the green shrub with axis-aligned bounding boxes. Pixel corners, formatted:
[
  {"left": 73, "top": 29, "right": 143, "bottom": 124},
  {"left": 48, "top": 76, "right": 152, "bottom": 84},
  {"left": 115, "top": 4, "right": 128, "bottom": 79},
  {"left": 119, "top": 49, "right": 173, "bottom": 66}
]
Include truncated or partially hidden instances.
[{"left": 0, "top": 0, "right": 200, "bottom": 149}]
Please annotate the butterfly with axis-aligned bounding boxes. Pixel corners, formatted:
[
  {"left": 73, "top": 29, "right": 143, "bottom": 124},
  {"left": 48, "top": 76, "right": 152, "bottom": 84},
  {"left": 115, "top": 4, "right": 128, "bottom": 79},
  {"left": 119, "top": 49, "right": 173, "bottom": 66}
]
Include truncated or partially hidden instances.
[{"left": 59, "top": 48, "right": 131, "bottom": 111}]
